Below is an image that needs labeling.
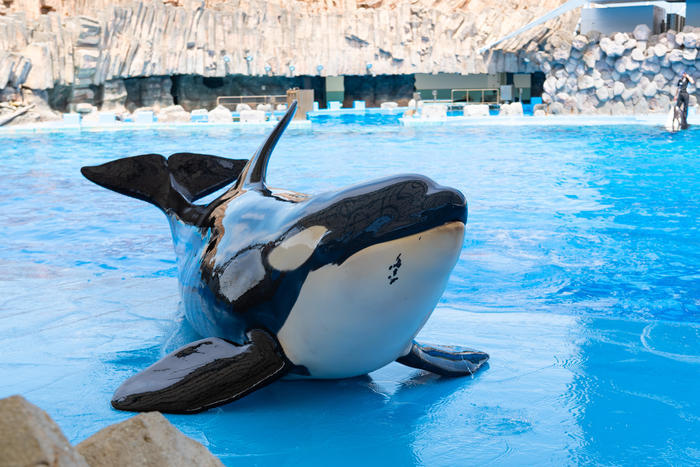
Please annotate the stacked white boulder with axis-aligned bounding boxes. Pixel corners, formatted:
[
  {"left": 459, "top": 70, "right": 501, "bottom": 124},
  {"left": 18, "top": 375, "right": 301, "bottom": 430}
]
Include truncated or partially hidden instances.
[{"left": 537, "top": 24, "right": 699, "bottom": 114}]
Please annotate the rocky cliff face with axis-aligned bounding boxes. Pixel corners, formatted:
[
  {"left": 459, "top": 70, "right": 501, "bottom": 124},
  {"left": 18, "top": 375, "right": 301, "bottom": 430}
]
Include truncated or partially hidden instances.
[
  {"left": 0, "top": 0, "right": 697, "bottom": 115},
  {"left": 0, "top": 0, "right": 575, "bottom": 91},
  {"left": 534, "top": 25, "right": 699, "bottom": 114}
]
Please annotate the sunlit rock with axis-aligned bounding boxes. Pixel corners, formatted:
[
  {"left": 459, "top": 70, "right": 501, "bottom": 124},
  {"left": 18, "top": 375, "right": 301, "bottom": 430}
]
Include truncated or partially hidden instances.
[
  {"left": 76, "top": 412, "right": 223, "bottom": 467},
  {"left": 0, "top": 395, "right": 89, "bottom": 467}
]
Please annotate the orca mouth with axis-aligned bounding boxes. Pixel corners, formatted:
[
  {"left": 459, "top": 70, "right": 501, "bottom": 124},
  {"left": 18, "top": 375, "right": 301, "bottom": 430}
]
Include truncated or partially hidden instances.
[{"left": 301, "top": 176, "right": 467, "bottom": 268}]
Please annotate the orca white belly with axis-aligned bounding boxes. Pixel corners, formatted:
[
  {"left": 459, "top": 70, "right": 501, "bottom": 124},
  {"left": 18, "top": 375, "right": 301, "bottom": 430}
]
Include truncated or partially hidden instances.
[{"left": 277, "top": 221, "right": 465, "bottom": 378}]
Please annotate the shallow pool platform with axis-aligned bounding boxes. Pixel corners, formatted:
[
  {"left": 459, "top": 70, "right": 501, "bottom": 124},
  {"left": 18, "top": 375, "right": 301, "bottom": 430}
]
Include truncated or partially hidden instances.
[{"left": 1, "top": 121, "right": 698, "bottom": 465}]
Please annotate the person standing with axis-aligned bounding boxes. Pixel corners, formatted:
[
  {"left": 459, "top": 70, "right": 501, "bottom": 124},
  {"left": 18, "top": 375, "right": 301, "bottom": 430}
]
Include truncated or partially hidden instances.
[{"left": 675, "top": 72, "right": 696, "bottom": 130}]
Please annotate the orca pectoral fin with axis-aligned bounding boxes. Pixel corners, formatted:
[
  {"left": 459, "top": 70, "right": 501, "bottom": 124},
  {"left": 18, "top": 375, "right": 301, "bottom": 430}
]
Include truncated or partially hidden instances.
[
  {"left": 397, "top": 341, "right": 489, "bottom": 377},
  {"left": 112, "top": 330, "right": 289, "bottom": 414}
]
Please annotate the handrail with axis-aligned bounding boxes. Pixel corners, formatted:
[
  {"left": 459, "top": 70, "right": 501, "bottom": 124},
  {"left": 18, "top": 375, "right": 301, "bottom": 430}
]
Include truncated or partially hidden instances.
[
  {"left": 216, "top": 94, "right": 287, "bottom": 108},
  {"left": 450, "top": 88, "right": 500, "bottom": 104}
]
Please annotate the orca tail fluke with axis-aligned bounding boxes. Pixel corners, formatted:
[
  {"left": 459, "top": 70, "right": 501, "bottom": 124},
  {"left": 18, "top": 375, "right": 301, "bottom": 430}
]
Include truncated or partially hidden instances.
[{"left": 81, "top": 153, "right": 247, "bottom": 223}]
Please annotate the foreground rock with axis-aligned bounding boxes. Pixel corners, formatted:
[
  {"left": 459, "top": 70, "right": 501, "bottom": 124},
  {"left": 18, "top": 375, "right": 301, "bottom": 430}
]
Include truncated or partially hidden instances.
[
  {"left": 157, "top": 104, "right": 190, "bottom": 123},
  {"left": 77, "top": 412, "right": 224, "bottom": 467},
  {"left": 0, "top": 395, "right": 89, "bottom": 467},
  {"left": 208, "top": 105, "right": 233, "bottom": 123}
]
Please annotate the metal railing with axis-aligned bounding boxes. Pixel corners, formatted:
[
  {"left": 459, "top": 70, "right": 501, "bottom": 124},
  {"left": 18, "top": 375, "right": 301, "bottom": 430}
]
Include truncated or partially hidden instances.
[
  {"left": 216, "top": 94, "right": 287, "bottom": 109},
  {"left": 450, "top": 88, "right": 500, "bottom": 104}
]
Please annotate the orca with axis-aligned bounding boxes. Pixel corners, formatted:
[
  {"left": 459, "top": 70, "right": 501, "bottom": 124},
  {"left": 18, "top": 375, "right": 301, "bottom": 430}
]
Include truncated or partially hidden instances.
[{"left": 81, "top": 101, "right": 489, "bottom": 414}]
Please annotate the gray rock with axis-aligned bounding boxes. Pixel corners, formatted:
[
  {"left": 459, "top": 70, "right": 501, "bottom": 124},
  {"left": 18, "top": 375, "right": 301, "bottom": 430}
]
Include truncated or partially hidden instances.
[
  {"left": 570, "top": 49, "right": 583, "bottom": 60},
  {"left": 614, "top": 32, "right": 628, "bottom": 45},
  {"left": 542, "top": 92, "right": 552, "bottom": 104},
  {"left": 534, "top": 109, "right": 546, "bottom": 117},
  {"left": 0, "top": 395, "right": 89, "bottom": 467},
  {"left": 5, "top": 90, "right": 61, "bottom": 126},
  {"left": 583, "top": 49, "right": 597, "bottom": 68},
  {"left": 682, "top": 48, "right": 698, "bottom": 61},
  {"left": 614, "top": 57, "right": 627, "bottom": 74},
  {"left": 556, "top": 77, "right": 567, "bottom": 90},
  {"left": 653, "top": 74, "right": 668, "bottom": 89},
  {"left": 613, "top": 81, "right": 624, "bottom": 96},
  {"left": 77, "top": 412, "right": 224, "bottom": 467},
  {"left": 101, "top": 80, "right": 127, "bottom": 112},
  {"left": 629, "top": 71, "right": 642, "bottom": 82},
  {"left": 626, "top": 57, "right": 640, "bottom": 71},
  {"left": 549, "top": 102, "right": 564, "bottom": 114},
  {"left": 158, "top": 105, "right": 190, "bottom": 123},
  {"left": 572, "top": 34, "right": 589, "bottom": 51},
  {"left": 623, "top": 38, "right": 638, "bottom": 51},
  {"left": 668, "top": 49, "right": 684, "bottom": 62},
  {"left": 587, "top": 31, "right": 602, "bottom": 43},
  {"left": 540, "top": 60, "right": 552, "bottom": 74},
  {"left": 661, "top": 67, "right": 676, "bottom": 81},
  {"left": 577, "top": 75, "right": 595, "bottom": 90},
  {"left": 631, "top": 48, "right": 646, "bottom": 62},
  {"left": 564, "top": 59, "right": 577, "bottom": 73},
  {"left": 671, "top": 62, "right": 687, "bottom": 74},
  {"left": 543, "top": 77, "right": 557, "bottom": 95},
  {"left": 575, "top": 63, "right": 586, "bottom": 77},
  {"left": 595, "top": 86, "right": 610, "bottom": 102},
  {"left": 554, "top": 68, "right": 568, "bottom": 79},
  {"left": 552, "top": 47, "right": 570, "bottom": 63},
  {"left": 555, "top": 92, "right": 570, "bottom": 102},
  {"left": 208, "top": 105, "right": 233, "bottom": 123},
  {"left": 633, "top": 24, "right": 652, "bottom": 41},
  {"left": 611, "top": 100, "right": 629, "bottom": 115},
  {"left": 666, "top": 31, "right": 678, "bottom": 48},
  {"left": 600, "top": 37, "right": 625, "bottom": 58},
  {"left": 675, "top": 32, "right": 686, "bottom": 46},
  {"left": 653, "top": 43, "right": 668, "bottom": 57},
  {"left": 621, "top": 86, "right": 638, "bottom": 101},
  {"left": 641, "top": 60, "right": 660, "bottom": 74},
  {"left": 76, "top": 103, "right": 94, "bottom": 114},
  {"left": 683, "top": 32, "right": 697, "bottom": 48},
  {"left": 235, "top": 103, "right": 252, "bottom": 112},
  {"left": 642, "top": 81, "right": 658, "bottom": 97},
  {"left": 634, "top": 99, "right": 649, "bottom": 113}
]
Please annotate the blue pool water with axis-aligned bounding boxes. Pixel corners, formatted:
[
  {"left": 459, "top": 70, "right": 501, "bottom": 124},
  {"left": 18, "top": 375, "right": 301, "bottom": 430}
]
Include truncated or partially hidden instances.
[{"left": 1, "top": 119, "right": 699, "bottom": 465}]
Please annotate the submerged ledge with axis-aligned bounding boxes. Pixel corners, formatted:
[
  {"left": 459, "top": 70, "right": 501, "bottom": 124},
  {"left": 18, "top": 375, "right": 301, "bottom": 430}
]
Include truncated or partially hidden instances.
[{"left": 0, "top": 118, "right": 313, "bottom": 135}]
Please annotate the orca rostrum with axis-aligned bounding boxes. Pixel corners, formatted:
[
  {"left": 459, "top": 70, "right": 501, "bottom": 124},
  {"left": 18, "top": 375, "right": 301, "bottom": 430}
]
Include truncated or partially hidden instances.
[{"left": 81, "top": 101, "right": 489, "bottom": 414}]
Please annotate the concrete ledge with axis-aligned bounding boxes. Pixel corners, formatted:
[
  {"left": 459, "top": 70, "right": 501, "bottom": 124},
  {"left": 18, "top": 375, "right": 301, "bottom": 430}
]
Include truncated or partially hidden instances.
[{"left": 400, "top": 112, "right": 700, "bottom": 127}]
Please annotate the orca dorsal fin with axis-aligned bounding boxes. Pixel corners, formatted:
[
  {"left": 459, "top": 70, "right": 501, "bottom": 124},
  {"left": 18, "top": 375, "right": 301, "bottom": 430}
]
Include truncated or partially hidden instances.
[
  {"left": 239, "top": 100, "right": 297, "bottom": 190},
  {"left": 81, "top": 153, "right": 247, "bottom": 224}
]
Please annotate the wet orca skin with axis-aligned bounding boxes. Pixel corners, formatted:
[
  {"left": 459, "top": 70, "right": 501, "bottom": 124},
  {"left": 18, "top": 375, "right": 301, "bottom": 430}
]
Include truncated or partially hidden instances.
[{"left": 82, "top": 101, "right": 489, "bottom": 414}]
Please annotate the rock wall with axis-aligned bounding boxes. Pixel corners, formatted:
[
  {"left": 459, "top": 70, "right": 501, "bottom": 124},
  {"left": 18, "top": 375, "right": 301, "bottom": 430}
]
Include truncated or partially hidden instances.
[
  {"left": 535, "top": 25, "right": 699, "bottom": 114},
  {"left": 1, "top": 0, "right": 697, "bottom": 115},
  {"left": 0, "top": 0, "right": 575, "bottom": 94}
]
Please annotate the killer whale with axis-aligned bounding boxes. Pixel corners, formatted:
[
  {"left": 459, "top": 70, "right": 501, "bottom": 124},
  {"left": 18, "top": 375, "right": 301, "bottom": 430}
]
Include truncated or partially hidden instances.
[{"left": 81, "top": 101, "right": 489, "bottom": 414}]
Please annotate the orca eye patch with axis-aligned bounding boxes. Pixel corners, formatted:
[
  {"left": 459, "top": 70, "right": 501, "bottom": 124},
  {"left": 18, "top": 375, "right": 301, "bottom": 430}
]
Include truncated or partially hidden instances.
[{"left": 267, "top": 226, "right": 327, "bottom": 271}]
